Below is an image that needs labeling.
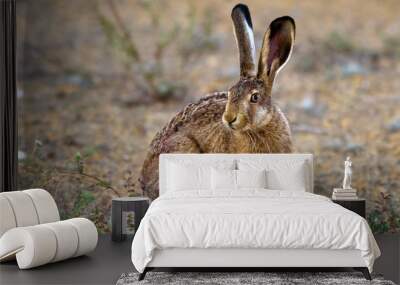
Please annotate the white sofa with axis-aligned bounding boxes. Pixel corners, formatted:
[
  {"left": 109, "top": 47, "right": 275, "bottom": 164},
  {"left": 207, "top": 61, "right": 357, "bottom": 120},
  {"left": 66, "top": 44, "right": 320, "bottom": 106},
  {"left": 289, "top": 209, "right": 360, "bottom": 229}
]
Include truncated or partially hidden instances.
[{"left": 0, "top": 189, "right": 98, "bottom": 269}]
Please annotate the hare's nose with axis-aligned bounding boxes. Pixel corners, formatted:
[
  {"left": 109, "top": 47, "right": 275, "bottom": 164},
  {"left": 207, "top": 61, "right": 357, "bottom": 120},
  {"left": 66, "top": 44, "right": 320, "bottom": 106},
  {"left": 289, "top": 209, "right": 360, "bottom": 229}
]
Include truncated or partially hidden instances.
[
  {"left": 223, "top": 112, "right": 238, "bottom": 128},
  {"left": 227, "top": 117, "right": 237, "bottom": 126}
]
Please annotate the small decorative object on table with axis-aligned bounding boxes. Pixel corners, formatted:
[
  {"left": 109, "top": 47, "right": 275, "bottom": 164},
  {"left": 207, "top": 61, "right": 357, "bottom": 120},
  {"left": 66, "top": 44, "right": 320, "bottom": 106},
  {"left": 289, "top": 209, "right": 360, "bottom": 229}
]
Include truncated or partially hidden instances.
[
  {"left": 112, "top": 197, "right": 150, "bottom": 242},
  {"left": 332, "top": 156, "right": 358, "bottom": 200},
  {"left": 332, "top": 156, "right": 366, "bottom": 217},
  {"left": 343, "top": 156, "right": 352, "bottom": 190}
]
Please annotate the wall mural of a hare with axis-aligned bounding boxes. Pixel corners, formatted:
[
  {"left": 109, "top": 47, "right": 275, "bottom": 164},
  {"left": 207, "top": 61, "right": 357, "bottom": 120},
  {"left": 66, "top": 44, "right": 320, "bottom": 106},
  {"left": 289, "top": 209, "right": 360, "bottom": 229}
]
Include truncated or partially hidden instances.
[{"left": 140, "top": 4, "right": 296, "bottom": 199}]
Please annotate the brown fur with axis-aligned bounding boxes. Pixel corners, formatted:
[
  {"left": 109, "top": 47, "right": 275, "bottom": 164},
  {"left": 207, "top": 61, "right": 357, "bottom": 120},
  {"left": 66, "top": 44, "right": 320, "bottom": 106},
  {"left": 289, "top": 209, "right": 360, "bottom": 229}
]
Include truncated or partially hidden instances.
[
  {"left": 140, "top": 5, "right": 296, "bottom": 199},
  {"left": 140, "top": 92, "right": 293, "bottom": 199}
]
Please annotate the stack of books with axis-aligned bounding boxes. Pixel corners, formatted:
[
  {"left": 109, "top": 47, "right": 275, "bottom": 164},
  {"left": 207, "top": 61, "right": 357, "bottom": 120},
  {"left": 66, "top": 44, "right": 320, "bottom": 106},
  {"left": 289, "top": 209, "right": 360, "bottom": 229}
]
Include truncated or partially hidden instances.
[{"left": 332, "top": 188, "right": 358, "bottom": 200}]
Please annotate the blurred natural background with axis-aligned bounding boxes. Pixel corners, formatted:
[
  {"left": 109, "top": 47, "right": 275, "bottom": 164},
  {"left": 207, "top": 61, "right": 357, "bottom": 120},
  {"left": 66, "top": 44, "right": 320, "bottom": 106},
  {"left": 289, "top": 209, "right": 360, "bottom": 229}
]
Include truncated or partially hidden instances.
[{"left": 16, "top": 0, "right": 400, "bottom": 233}]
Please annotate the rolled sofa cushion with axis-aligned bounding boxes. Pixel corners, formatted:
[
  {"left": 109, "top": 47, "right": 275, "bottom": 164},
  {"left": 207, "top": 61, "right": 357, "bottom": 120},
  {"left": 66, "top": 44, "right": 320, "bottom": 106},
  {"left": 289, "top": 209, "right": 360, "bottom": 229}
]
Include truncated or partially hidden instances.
[
  {"left": 0, "top": 225, "right": 57, "bottom": 268},
  {"left": 42, "top": 221, "right": 79, "bottom": 262},
  {"left": 0, "top": 189, "right": 60, "bottom": 237},
  {"left": 66, "top": 218, "right": 98, "bottom": 257},
  {"left": 0, "top": 218, "right": 98, "bottom": 269},
  {"left": 0, "top": 196, "right": 17, "bottom": 237},
  {"left": 0, "top": 191, "right": 40, "bottom": 228},
  {"left": 23, "top": 189, "right": 60, "bottom": 224}
]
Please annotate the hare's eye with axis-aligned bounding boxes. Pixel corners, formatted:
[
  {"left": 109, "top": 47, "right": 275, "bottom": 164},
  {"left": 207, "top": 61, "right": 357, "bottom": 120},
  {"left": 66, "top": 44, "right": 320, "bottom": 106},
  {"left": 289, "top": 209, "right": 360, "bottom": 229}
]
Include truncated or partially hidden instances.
[{"left": 250, "top": 93, "right": 259, "bottom": 103}]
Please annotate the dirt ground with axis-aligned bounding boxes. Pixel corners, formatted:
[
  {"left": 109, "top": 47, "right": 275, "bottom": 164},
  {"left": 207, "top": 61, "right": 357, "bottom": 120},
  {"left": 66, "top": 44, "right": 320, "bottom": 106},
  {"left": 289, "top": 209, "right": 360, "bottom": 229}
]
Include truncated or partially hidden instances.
[{"left": 16, "top": 0, "right": 400, "bottom": 231}]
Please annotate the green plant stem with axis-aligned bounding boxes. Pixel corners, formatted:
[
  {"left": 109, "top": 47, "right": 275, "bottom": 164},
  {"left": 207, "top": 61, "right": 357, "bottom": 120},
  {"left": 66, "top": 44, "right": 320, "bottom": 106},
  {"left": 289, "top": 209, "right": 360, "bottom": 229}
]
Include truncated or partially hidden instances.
[
  {"left": 56, "top": 169, "right": 121, "bottom": 197},
  {"left": 107, "top": 0, "right": 140, "bottom": 62}
]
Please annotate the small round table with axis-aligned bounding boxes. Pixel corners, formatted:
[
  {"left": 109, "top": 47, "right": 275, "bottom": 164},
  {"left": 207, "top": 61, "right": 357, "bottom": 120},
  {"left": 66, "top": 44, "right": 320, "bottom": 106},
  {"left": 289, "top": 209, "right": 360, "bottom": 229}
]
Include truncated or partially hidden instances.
[{"left": 111, "top": 197, "right": 150, "bottom": 242}]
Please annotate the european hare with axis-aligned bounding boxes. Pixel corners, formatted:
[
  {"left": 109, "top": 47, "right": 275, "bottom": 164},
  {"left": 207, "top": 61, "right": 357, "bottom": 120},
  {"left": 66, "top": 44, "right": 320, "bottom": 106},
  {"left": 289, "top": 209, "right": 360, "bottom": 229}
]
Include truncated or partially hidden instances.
[{"left": 141, "top": 4, "right": 295, "bottom": 199}]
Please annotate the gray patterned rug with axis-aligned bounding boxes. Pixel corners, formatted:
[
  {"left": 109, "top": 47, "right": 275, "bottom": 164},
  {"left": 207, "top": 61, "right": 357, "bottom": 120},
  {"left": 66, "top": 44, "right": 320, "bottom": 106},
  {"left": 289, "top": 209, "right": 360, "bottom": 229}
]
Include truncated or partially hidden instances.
[{"left": 116, "top": 272, "right": 396, "bottom": 285}]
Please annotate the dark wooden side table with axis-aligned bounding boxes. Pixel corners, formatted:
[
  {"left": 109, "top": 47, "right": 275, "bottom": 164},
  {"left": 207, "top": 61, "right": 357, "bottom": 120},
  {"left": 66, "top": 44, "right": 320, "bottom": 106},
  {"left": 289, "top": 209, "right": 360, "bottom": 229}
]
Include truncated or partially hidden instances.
[
  {"left": 112, "top": 197, "right": 150, "bottom": 242},
  {"left": 332, "top": 198, "right": 366, "bottom": 218}
]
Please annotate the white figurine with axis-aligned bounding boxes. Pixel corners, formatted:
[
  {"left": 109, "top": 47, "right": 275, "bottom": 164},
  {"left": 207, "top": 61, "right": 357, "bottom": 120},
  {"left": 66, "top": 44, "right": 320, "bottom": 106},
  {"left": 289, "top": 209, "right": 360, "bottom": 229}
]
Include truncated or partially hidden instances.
[{"left": 343, "top": 156, "right": 352, "bottom": 189}]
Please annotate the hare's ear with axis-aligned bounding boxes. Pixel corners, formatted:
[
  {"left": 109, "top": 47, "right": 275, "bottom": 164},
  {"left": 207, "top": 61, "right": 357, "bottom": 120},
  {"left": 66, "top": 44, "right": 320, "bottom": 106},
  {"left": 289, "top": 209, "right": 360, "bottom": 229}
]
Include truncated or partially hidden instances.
[
  {"left": 231, "top": 4, "right": 256, "bottom": 78},
  {"left": 257, "top": 16, "right": 295, "bottom": 84}
]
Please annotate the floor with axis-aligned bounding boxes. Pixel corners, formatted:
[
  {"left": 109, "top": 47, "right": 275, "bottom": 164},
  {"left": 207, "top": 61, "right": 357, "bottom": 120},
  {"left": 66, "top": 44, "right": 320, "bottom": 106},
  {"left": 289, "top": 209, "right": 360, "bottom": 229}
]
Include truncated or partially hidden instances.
[
  {"left": 1, "top": 234, "right": 396, "bottom": 285},
  {"left": 0, "top": 235, "right": 133, "bottom": 285}
]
